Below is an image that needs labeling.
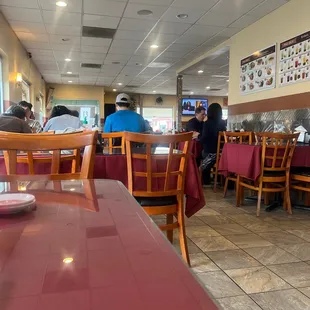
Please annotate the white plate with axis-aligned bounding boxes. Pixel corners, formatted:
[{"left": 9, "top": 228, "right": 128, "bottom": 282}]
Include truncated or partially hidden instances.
[{"left": 0, "top": 193, "right": 36, "bottom": 214}]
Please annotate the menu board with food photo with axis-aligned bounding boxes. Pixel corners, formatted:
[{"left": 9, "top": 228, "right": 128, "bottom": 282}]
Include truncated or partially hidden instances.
[
  {"left": 240, "top": 45, "right": 276, "bottom": 95},
  {"left": 279, "top": 31, "right": 310, "bottom": 87}
]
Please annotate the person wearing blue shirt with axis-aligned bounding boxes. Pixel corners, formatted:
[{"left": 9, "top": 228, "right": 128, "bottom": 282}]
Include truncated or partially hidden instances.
[{"left": 103, "top": 93, "right": 146, "bottom": 133}]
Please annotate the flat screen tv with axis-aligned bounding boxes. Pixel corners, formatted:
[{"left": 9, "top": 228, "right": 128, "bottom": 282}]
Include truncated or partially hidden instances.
[{"left": 182, "top": 98, "right": 208, "bottom": 116}]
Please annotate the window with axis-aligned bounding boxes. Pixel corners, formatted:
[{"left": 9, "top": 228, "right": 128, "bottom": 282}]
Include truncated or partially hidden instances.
[
  {"left": 21, "top": 80, "right": 30, "bottom": 102},
  {"left": 0, "top": 58, "right": 3, "bottom": 113},
  {"left": 222, "top": 109, "right": 228, "bottom": 120},
  {"left": 137, "top": 107, "right": 174, "bottom": 133}
]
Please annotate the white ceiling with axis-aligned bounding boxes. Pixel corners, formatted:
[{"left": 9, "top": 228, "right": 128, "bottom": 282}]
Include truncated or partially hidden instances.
[{"left": 0, "top": 0, "right": 290, "bottom": 95}]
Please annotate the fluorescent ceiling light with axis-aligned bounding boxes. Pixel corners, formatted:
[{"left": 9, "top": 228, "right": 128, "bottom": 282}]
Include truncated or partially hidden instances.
[
  {"left": 206, "top": 86, "right": 210, "bottom": 89},
  {"left": 67, "top": 71, "right": 72, "bottom": 74},
  {"left": 198, "top": 70, "right": 204, "bottom": 74},
  {"left": 56, "top": 1, "right": 67, "bottom": 7},
  {"left": 190, "top": 91, "right": 194, "bottom": 95},
  {"left": 68, "top": 81, "right": 72, "bottom": 83},
  {"left": 117, "top": 83, "right": 122, "bottom": 86},
  {"left": 113, "top": 89, "right": 117, "bottom": 92},
  {"left": 212, "top": 75, "right": 229, "bottom": 78},
  {"left": 150, "top": 44, "right": 159, "bottom": 49},
  {"left": 65, "top": 58, "right": 71, "bottom": 62}
]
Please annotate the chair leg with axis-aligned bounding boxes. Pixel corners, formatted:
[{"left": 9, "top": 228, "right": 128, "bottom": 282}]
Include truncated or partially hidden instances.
[
  {"left": 223, "top": 177, "right": 229, "bottom": 197},
  {"left": 257, "top": 183, "right": 263, "bottom": 217},
  {"left": 177, "top": 199, "right": 190, "bottom": 266},
  {"left": 166, "top": 214, "right": 173, "bottom": 244},
  {"left": 240, "top": 185, "right": 245, "bottom": 205},
  {"left": 213, "top": 170, "right": 218, "bottom": 193},
  {"left": 236, "top": 175, "right": 241, "bottom": 207}
]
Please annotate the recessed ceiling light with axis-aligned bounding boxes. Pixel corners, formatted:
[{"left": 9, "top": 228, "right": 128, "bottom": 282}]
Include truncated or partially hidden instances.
[
  {"left": 190, "top": 91, "right": 194, "bottom": 95},
  {"left": 137, "top": 9, "right": 153, "bottom": 16},
  {"left": 226, "top": 79, "right": 229, "bottom": 82},
  {"left": 112, "top": 61, "right": 120, "bottom": 64},
  {"left": 113, "top": 89, "right": 117, "bottom": 92},
  {"left": 117, "top": 83, "right": 122, "bottom": 86},
  {"left": 62, "top": 38, "right": 70, "bottom": 42},
  {"left": 63, "top": 257, "right": 73, "bottom": 264},
  {"left": 153, "top": 90, "right": 156, "bottom": 93},
  {"left": 206, "top": 86, "right": 210, "bottom": 89},
  {"left": 198, "top": 70, "right": 204, "bottom": 74},
  {"left": 135, "top": 62, "right": 142, "bottom": 66},
  {"left": 56, "top": 1, "right": 67, "bottom": 7},
  {"left": 67, "top": 71, "right": 72, "bottom": 74},
  {"left": 150, "top": 44, "right": 159, "bottom": 49},
  {"left": 68, "top": 81, "right": 72, "bottom": 83},
  {"left": 177, "top": 13, "right": 188, "bottom": 19},
  {"left": 65, "top": 58, "right": 71, "bottom": 62}
]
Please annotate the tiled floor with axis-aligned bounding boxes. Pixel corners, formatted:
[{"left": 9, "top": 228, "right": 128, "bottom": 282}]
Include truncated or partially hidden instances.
[{"left": 170, "top": 188, "right": 310, "bottom": 309}]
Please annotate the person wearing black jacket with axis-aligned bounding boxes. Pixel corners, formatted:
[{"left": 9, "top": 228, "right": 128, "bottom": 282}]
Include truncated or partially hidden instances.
[
  {"left": 185, "top": 106, "right": 206, "bottom": 137},
  {"left": 200, "top": 103, "right": 226, "bottom": 184}
]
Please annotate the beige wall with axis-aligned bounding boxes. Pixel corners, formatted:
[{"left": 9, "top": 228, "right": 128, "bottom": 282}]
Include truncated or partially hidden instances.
[
  {"left": 105, "top": 92, "right": 226, "bottom": 121},
  {"left": 47, "top": 84, "right": 105, "bottom": 118},
  {"left": 229, "top": 0, "right": 310, "bottom": 106},
  {"left": 0, "top": 13, "right": 45, "bottom": 113}
]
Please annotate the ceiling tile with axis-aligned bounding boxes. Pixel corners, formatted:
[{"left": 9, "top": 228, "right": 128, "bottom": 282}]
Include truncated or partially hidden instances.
[
  {"left": 81, "top": 45, "right": 108, "bottom": 53},
  {"left": 152, "top": 21, "right": 191, "bottom": 35},
  {"left": 33, "top": 55, "right": 56, "bottom": 63},
  {"left": 81, "top": 53, "right": 106, "bottom": 61},
  {"left": 53, "top": 50, "right": 81, "bottom": 61},
  {"left": 83, "top": 14, "right": 120, "bottom": 28},
  {"left": 36, "top": 62, "right": 59, "bottom": 70},
  {"left": 228, "top": 14, "right": 261, "bottom": 28},
  {"left": 111, "top": 39, "right": 142, "bottom": 50},
  {"left": 186, "top": 24, "right": 224, "bottom": 37},
  {"left": 171, "top": 0, "right": 218, "bottom": 9},
  {"left": 28, "top": 49, "right": 54, "bottom": 56},
  {"left": 8, "top": 21, "right": 46, "bottom": 34},
  {"left": 22, "top": 41, "right": 52, "bottom": 49},
  {"left": 0, "top": 0, "right": 38, "bottom": 8},
  {"left": 84, "top": 0, "right": 127, "bottom": 16},
  {"left": 0, "top": 7, "right": 42, "bottom": 22},
  {"left": 104, "top": 59, "right": 127, "bottom": 66},
  {"left": 118, "top": 18, "right": 156, "bottom": 31},
  {"left": 52, "top": 43, "right": 81, "bottom": 52},
  {"left": 218, "top": 27, "right": 242, "bottom": 37},
  {"left": 39, "top": 0, "right": 82, "bottom": 13},
  {"left": 128, "top": 0, "right": 173, "bottom": 5},
  {"left": 81, "top": 37, "right": 112, "bottom": 47},
  {"left": 176, "top": 34, "right": 209, "bottom": 45},
  {"left": 16, "top": 32, "right": 49, "bottom": 42},
  {"left": 45, "top": 24, "right": 81, "bottom": 36},
  {"left": 249, "top": 0, "right": 288, "bottom": 18},
  {"left": 145, "top": 32, "right": 179, "bottom": 44},
  {"left": 161, "top": 7, "right": 206, "bottom": 24},
  {"left": 42, "top": 11, "right": 81, "bottom": 26},
  {"left": 114, "top": 30, "right": 148, "bottom": 41},
  {"left": 123, "top": 3, "right": 169, "bottom": 20},
  {"left": 105, "top": 54, "right": 132, "bottom": 62},
  {"left": 49, "top": 34, "right": 81, "bottom": 45}
]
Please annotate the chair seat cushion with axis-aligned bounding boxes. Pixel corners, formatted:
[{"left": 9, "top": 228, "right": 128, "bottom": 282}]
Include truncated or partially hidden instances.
[{"left": 135, "top": 195, "right": 177, "bottom": 207}]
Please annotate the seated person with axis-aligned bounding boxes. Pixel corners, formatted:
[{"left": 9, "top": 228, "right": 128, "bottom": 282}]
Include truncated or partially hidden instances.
[
  {"left": 104, "top": 93, "right": 145, "bottom": 133},
  {"left": 43, "top": 105, "right": 82, "bottom": 132},
  {"left": 185, "top": 106, "right": 206, "bottom": 139},
  {"left": 200, "top": 103, "right": 226, "bottom": 184},
  {"left": 18, "top": 101, "right": 43, "bottom": 133},
  {"left": 0, "top": 105, "right": 32, "bottom": 133}
]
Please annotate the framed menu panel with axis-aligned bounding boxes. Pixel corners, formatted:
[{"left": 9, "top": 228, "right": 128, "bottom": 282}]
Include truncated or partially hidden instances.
[
  {"left": 279, "top": 31, "right": 310, "bottom": 87},
  {"left": 240, "top": 45, "right": 276, "bottom": 95}
]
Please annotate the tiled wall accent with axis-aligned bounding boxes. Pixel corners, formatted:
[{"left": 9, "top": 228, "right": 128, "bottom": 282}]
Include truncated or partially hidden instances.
[{"left": 228, "top": 108, "right": 310, "bottom": 133}]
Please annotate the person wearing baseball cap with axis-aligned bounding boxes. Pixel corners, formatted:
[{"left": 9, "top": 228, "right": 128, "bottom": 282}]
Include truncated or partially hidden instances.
[{"left": 103, "top": 93, "right": 146, "bottom": 133}]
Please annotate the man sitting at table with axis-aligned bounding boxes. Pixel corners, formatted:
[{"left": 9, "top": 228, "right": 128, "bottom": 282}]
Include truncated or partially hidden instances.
[
  {"left": 185, "top": 106, "right": 206, "bottom": 139},
  {"left": 104, "top": 93, "right": 146, "bottom": 133},
  {"left": 0, "top": 105, "right": 32, "bottom": 133}
]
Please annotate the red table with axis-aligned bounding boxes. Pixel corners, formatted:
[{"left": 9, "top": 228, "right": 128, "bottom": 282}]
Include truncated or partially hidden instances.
[
  {"left": 0, "top": 179, "right": 218, "bottom": 309},
  {"left": 219, "top": 144, "right": 310, "bottom": 180},
  {"left": 178, "top": 140, "right": 203, "bottom": 158},
  {"left": 0, "top": 154, "right": 205, "bottom": 218}
]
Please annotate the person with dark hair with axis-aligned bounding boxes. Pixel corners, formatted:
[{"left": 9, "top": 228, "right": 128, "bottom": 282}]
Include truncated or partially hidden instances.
[
  {"left": 43, "top": 105, "right": 82, "bottom": 132},
  {"left": 185, "top": 106, "right": 206, "bottom": 138},
  {"left": 18, "top": 101, "right": 43, "bottom": 132},
  {"left": 104, "top": 93, "right": 145, "bottom": 133},
  {"left": 0, "top": 105, "right": 32, "bottom": 133},
  {"left": 71, "top": 110, "right": 80, "bottom": 118},
  {"left": 200, "top": 103, "right": 226, "bottom": 184}
]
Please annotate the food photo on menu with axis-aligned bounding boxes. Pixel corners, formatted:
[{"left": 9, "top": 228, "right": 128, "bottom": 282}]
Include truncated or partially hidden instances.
[
  {"left": 240, "top": 45, "right": 276, "bottom": 95},
  {"left": 279, "top": 31, "right": 310, "bottom": 86}
]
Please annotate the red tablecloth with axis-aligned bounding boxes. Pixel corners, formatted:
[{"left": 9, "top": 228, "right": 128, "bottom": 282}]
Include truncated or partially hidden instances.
[
  {"left": 178, "top": 140, "right": 202, "bottom": 158},
  {"left": 0, "top": 155, "right": 205, "bottom": 218},
  {"left": 219, "top": 144, "right": 310, "bottom": 180}
]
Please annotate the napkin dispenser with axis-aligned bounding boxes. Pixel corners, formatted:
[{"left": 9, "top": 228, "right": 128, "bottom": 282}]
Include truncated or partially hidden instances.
[{"left": 305, "top": 132, "right": 310, "bottom": 144}]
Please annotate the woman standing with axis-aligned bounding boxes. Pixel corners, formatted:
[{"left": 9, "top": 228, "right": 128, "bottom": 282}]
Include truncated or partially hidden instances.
[{"left": 200, "top": 103, "right": 226, "bottom": 184}]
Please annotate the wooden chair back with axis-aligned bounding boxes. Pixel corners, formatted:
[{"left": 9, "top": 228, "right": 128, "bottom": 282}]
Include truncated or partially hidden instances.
[
  {"left": 124, "top": 132, "right": 193, "bottom": 197},
  {"left": 255, "top": 132, "right": 299, "bottom": 173},
  {"left": 0, "top": 131, "right": 98, "bottom": 181},
  {"left": 224, "top": 131, "right": 253, "bottom": 144},
  {"left": 101, "top": 132, "right": 125, "bottom": 154}
]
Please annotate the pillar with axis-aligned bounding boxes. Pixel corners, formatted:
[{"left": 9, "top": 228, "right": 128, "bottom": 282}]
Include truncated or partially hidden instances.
[{"left": 176, "top": 74, "right": 183, "bottom": 131}]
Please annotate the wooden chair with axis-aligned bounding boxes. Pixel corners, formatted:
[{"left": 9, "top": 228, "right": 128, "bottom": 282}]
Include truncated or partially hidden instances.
[
  {"left": 223, "top": 131, "right": 253, "bottom": 197},
  {"left": 0, "top": 131, "right": 98, "bottom": 181},
  {"left": 211, "top": 131, "right": 225, "bottom": 192},
  {"left": 101, "top": 132, "right": 125, "bottom": 154},
  {"left": 237, "top": 132, "right": 299, "bottom": 216},
  {"left": 124, "top": 132, "right": 193, "bottom": 265},
  {"left": 291, "top": 172, "right": 310, "bottom": 206}
]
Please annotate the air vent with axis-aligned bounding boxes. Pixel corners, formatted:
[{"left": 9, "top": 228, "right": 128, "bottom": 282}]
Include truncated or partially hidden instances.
[
  {"left": 209, "top": 88, "right": 221, "bottom": 91},
  {"left": 81, "top": 63, "right": 102, "bottom": 69},
  {"left": 126, "top": 85, "right": 139, "bottom": 88},
  {"left": 82, "top": 26, "right": 116, "bottom": 39},
  {"left": 183, "top": 89, "right": 191, "bottom": 92},
  {"left": 61, "top": 74, "right": 79, "bottom": 78}
]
